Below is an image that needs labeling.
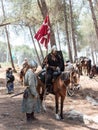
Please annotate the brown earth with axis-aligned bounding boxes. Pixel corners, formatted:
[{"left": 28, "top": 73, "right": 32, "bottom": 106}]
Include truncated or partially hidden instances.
[{"left": 0, "top": 66, "right": 98, "bottom": 130}]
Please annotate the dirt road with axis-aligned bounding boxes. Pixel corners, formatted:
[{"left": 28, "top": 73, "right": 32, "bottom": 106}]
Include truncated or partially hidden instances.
[{"left": 0, "top": 67, "right": 98, "bottom": 130}]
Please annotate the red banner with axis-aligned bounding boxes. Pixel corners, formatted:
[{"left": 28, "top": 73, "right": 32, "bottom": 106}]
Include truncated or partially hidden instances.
[{"left": 34, "top": 15, "right": 50, "bottom": 49}]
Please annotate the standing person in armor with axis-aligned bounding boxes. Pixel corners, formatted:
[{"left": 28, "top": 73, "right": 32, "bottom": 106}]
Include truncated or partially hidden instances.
[
  {"left": 42, "top": 45, "right": 64, "bottom": 93},
  {"left": 21, "top": 61, "right": 41, "bottom": 123}
]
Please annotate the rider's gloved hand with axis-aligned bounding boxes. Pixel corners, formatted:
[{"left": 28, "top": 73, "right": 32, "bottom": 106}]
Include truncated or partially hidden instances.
[
  {"left": 56, "top": 66, "right": 60, "bottom": 71},
  {"left": 33, "top": 92, "right": 39, "bottom": 99},
  {"left": 34, "top": 94, "right": 39, "bottom": 99}
]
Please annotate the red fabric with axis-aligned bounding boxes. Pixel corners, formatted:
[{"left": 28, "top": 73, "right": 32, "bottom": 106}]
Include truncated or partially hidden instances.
[{"left": 34, "top": 15, "right": 50, "bottom": 49}]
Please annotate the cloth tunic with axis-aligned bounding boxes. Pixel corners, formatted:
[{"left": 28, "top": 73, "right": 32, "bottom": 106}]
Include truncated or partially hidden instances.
[
  {"left": 6, "top": 71, "right": 14, "bottom": 93},
  {"left": 47, "top": 53, "right": 62, "bottom": 74},
  {"left": 22, "top": 69, "right": 40, "bottom": 113}
]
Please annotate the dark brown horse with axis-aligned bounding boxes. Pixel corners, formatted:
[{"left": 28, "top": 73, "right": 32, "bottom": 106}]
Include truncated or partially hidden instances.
[
  {"left": 89, "top": 65, "right": 98, "bottom": 78},
  {"left": 37, "top": 68, "right": 80, "bottom": 120}
]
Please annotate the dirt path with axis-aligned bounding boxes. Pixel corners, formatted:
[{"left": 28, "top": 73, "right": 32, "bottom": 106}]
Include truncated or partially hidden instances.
[{"left": 0, "top": 67, "right": 98, "bottom": 130}]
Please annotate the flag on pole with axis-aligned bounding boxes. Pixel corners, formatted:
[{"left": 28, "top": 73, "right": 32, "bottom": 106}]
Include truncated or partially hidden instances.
[{"left": 34, "top": 15, "right": 50, "bottom": 49}]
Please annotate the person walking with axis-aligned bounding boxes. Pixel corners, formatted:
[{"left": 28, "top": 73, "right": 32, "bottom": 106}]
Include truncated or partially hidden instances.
[{"left": 21, "top": 60, "right": 41, "bottom": 123}]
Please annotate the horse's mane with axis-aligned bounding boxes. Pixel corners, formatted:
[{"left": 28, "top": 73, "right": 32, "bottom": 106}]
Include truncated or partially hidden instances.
[{"left": 60, "top": 71, "right": 70, "bottom": 81}]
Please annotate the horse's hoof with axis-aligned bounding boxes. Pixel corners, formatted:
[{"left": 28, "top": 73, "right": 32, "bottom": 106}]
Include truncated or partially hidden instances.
[
  {"left": 60, "top": 115, "right": 64, "bottom": 120},
  {"left": 55, "top": 114, "right": 60, "bottom": 120},
  {"left": 61, "top": 117, "right": 64, "bottom": 120}
]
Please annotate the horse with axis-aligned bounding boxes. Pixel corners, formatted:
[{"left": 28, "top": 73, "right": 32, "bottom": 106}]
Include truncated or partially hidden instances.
[
  {"left": 19, "top": 64, "right": 30, "bottom": 85},
  {"left": 75, "top": 56, "right": 91, "bottom": 76},
  {"left": 19, "top": 63, "right": 80, "bottom": 120},
  {"left": 89, "top": 64, "right": 98, "bottom": 78},
  {"left": 37, "top": 67, "right": 80, "bottom": 120}
]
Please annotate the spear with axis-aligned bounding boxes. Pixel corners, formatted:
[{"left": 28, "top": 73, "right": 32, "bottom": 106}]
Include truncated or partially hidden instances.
[{"left": 11, "top": 92, "right": 24, "bottom": 98}]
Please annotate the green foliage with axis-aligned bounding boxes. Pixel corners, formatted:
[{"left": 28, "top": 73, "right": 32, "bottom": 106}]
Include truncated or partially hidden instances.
[
  {"left": 14, "top": 45, "right": 36, "bottom": 63},
  {"left": 79, "top": 13, "right": 96, "bottom": 49},
  {"left": 0, "top": 0, "right": 98, "bottom": 59}
]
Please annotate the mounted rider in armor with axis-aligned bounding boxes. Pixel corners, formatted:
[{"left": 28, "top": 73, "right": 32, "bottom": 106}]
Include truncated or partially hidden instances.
[{"left": 42, "top": 45, "right": 64, "bottom": 93}]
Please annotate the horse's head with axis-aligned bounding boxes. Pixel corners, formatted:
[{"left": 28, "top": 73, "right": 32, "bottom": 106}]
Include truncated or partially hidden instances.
[
  {"left": 60, "top": 71, "right": 71, "bottom": 86},
  {"left": 69, "top": 68, "right": 80, "bottom": 90}
]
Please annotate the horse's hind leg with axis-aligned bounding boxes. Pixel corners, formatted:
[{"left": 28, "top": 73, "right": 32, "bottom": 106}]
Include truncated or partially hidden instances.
[{"left": 55, "top": 95, "right": 60, "bottom": 120}]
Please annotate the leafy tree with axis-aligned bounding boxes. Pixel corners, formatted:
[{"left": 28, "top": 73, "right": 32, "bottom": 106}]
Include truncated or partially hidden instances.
[
  {"left": 14, "top": 45, "right": 39, "bottom": 65},
  {"left": 0, "top": 0, "right": 98, "bottom": 64}
]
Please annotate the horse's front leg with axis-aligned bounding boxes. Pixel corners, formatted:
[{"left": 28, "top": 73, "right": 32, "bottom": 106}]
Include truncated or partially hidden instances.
[
  {"left": 55, "top": 94, "right": 60, "bottom": 120},
  {"left": 60, "top": 96, "right": 65, "bottom": 119},
  {"left": 40, "top": 87, "right": 47, "bottom": 112}
]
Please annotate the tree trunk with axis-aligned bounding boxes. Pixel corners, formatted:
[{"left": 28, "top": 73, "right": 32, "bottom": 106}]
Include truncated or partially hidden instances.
[
  {"left": 63, "top": 0, "right": 73, "bottom": 62},
  {"left": 57, "top": 23, "right": 61, "bottom": 50},
  {"left": 1, "top": 0, "right": 16, "bottom": 72},
  {"left": 88, "top": 0, "right": 98, "bottom": 39},
  {"left": 69, "top": 0, "right": 77, "bottom": 59},
  {"left": 37, "top": 0, "right": 56, "bottom": 47},
  {"left": 28, "top": 26, "right": 42, "bottom": 66},
  {"left": 91, "top": 48, "right": 95, "bottom": 65}
]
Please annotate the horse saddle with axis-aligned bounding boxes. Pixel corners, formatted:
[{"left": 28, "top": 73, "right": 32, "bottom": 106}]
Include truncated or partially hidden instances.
[
  {"left": 52, "top": 70, "right": 61, "bottom": 82},
  {"left": 38, "top": 69, "right": 46, "bottom": 83},
  {"left": 38, "top": 69, "right": 61, "bottom": 84}
]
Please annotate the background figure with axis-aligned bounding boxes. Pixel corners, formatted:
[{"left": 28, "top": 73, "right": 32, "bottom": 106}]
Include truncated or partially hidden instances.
[
  {"left": 21, "top": 60, "right": 41, "bottom": 123},
  {"left": 65, "top": 60, "right": 74, "bottom": 71},
  {"left": 6, "top": 67, "right": 15, "bottom": 94},
  {"left": 22, "top": 58, "right": 28, "bottom": 69},
  {"left": 20, "top": 58, "right": 29, "bottom": 84}
]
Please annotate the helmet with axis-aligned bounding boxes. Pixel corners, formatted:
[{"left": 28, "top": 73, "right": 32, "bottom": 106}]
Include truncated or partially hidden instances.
[
  {"left": 51, "top": 45, "right": 57, "bottom": 51},
  {"left": 29, "top": 60, "right": 38, "bottom": 68},
  {"left": 24, "top": 58, "right": 27, "bottom": 61}
]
